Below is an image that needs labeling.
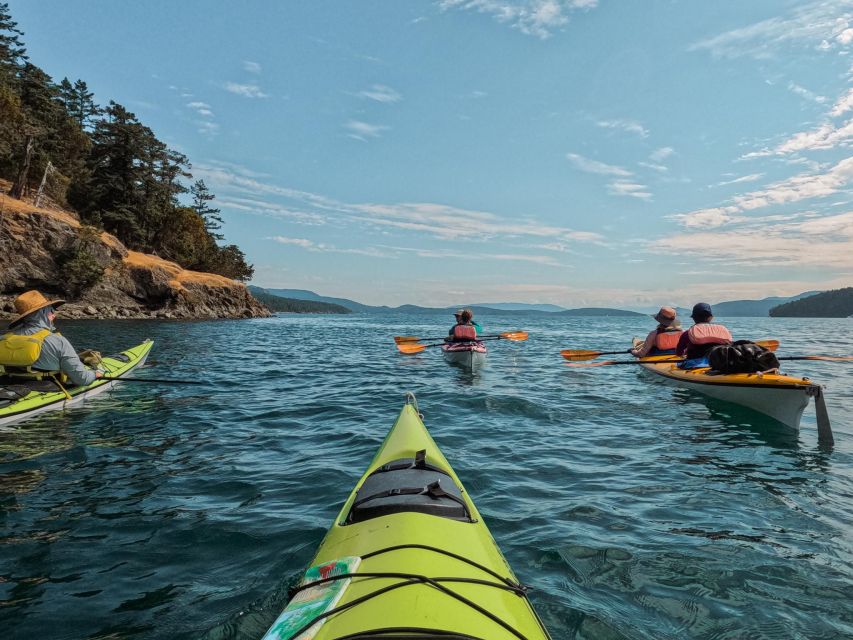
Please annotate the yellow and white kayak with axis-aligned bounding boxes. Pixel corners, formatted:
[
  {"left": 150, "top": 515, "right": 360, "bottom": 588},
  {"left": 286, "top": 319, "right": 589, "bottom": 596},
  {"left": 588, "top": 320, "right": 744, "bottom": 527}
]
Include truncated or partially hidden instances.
[
  {"left": 261, "top": 395, "right": 551, "bottom": 640},
  {"left": 631, "top": 339, "right": 822, "bottom": 430},
  {"left": 0, "top": 339, "right": 153, "bottom": 428}
]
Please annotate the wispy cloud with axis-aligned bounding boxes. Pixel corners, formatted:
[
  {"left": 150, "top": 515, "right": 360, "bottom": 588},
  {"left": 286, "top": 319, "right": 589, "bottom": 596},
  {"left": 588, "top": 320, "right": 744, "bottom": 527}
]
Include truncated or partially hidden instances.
[
  {"left": 689, "top": 2, "right": 853, "bottom": 59},
  {"left": 608, "top": 180, "right": 652, "bottom": 200},
  {"left": 224, "top": 82, "right": 269, "bottom": 98},
  {"left": 596, "top": 118, "right": 649, "bottom": 137},
  {"left": 268, "top": 236, "right": 393, "bottom": 257},
  {"left": 788, "top": 81, "right": 826, "bottom": 104},
  {"left": 345, "top": 120, "right": 389, "bottom": 140},
  {"left": 650, "top": 146, "right": 675, "bottom": 162},
  {"left": 567, "top": 153, "right": 651, "bottom": 199},
  {"left": 187, "top": 101, "right": 214, "bottom": 118},
  {"left": 714, "top": 173, "right": 765, "bottom": 187},
  {"left": 675, "top": 156, "right": 853, "bottom": 228},
  {"left": 243, "top": 60, "right": 262, "bottom": 74},
  {"left": 438, "top": 0, "right": 599, "bottom": 39},
  {"left": 357, "top": 84, "right": 402, "bottom": 103},
  {"left": 392, "top": 245, "right": 563, "bottom": 265},
  {"left": 198, "top": 163, "right": 602, "bottom": 246},
  {"left": 652, "top": 210, "right": 853, "bottom": 269},
  {"left": 566, "top": 153, "right": 632, "bottom": 176},
  {"left": 744, "top": 118, "right": 853, "bottom": 157},
  {"left": 830, "top": 87, "right": 853, "bottom": 117}
]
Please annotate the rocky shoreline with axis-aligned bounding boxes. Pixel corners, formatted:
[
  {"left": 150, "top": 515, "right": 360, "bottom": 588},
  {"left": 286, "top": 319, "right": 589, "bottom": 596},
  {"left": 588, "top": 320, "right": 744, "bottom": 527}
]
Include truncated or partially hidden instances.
[{"left": 0, "top": 193, "right": 271, "bottom": 322}]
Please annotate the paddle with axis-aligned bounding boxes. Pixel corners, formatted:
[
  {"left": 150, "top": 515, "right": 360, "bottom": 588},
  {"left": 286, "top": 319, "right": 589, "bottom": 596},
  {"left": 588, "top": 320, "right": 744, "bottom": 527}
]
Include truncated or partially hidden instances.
[
  {"left": 395, "top": 331, "right": 527, "bottom": 344},
  {"left": 100, "top": 376, "right": 207, "bottom": 385},
  {"left": 560, "top": 339, "right": 781, "bottom": 362},
  {"left": 396, "top": 332, "right": 529, "bottom": 355},
  {"left": 564, "top": 354, "right": 853, "bottom": 368}
]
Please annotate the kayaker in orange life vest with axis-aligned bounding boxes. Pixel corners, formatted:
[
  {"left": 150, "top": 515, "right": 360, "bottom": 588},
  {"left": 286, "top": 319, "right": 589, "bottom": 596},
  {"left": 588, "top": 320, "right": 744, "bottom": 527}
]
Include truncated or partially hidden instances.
[
  {"left": 447, "top": 309, "right": 480, "bottom": 342},
  {"left": 0, "top": 290, "right": 104, "bottom": 386},
  {"left": 631, "top": 306, "right": 684, "bottom": 357},
  {"left": 675, "top": 302, "right": 732, "bottom": 360}
]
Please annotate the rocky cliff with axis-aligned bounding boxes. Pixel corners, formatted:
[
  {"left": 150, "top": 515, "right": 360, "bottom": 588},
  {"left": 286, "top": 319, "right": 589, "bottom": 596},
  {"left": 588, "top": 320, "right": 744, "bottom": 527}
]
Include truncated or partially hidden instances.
[{"left": 0, "top": 190, "right": 271, "bottom": 321}]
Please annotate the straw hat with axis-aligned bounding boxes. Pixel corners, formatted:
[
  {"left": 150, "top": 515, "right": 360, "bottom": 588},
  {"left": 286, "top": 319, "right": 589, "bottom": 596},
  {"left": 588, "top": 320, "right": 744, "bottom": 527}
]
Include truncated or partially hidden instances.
[
  {"left": 8, "top": 290, "right": 65, "bottom": 328},
  {"left": 652, "top": 306, "right": 678, "bottom": 327}
]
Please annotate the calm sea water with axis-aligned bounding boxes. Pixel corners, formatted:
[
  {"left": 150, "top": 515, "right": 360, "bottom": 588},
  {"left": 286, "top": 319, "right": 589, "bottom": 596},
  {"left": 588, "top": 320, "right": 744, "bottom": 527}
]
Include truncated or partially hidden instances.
[{"left": 1, "top": 313, "right": 851, "bottom": 640}]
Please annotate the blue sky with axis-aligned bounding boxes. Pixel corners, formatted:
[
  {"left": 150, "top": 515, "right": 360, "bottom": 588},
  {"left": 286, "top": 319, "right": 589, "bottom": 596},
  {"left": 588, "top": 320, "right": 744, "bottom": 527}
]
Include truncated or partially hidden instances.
[{"left": 11, "top": 0, "right": 853, "bottom": 308}]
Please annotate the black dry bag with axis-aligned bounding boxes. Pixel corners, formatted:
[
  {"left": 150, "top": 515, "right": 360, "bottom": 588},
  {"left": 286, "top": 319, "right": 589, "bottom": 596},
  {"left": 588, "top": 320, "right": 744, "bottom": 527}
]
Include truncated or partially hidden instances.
[{"left": 708, "top": 340, "right": 780, "bottom": 374}]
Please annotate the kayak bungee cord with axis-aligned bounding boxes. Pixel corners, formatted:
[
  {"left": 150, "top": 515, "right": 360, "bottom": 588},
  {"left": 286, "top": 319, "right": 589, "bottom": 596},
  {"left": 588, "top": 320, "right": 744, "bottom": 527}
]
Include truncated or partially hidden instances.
[
  {"left": 331, "top": 628, "right": 485, "bottom": 639},
  {"left": 283, "top": 571, "right": 533, "bottom": 640}
]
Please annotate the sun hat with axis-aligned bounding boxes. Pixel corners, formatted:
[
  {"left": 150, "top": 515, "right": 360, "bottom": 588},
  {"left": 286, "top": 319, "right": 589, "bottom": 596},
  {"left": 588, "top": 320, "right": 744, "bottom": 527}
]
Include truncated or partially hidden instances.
[
  {"left": 652, "top": 306, "right": 678, "bottom": 327},
  {"left": 690, "top": 302, "right": 713, "bottom": 320},
  {"left": 8, "top": 290, "right": 66, "bottom": 328},
  {"left": 453, "top": 308, "right": 464, "bottom": 317}
]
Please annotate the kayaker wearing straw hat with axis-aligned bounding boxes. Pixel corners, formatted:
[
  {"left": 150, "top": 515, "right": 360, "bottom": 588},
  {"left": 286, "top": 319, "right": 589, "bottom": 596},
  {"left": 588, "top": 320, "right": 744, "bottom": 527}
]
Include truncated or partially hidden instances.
[
  {"left": 631, "top": 306, "right": 684, "bottom": 357},
  {"left": 0, "top": 290, "right": 103, "bottom": 386}
]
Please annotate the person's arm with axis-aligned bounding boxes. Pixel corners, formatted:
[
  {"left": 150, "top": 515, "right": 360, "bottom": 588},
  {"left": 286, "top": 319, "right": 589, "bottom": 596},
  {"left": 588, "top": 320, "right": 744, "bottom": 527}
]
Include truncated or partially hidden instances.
[
  {"left": 54, "top": 336, "right": 100, "bottom": 386},
  {"left": 631, "top": 330, "right": 657, "bottom": 357},
  {"left": 675, "top": 331, "right": 690, "bottom": 357}
]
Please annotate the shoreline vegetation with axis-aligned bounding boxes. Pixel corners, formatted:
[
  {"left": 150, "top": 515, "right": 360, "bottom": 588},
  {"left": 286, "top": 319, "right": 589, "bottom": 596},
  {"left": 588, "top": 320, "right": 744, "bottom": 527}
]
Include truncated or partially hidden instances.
[{"left": 0, "top": 3, "right": 267, "bottom": 321}]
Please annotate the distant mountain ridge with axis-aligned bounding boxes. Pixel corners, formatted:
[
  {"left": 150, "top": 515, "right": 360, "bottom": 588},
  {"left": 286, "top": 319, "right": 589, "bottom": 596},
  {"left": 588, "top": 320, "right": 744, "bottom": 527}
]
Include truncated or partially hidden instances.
[
  {"left": 260, "top": 288, "right": 642, "bottom": 316},
  {"left": 676, "top": 291, "right": 821, "bottom": 317},
  {"left": 769, "top": 288, "right": 853, "bottom": 317},
  {"left": 249, "top": 287, "right": 352, "bottom": 314}
]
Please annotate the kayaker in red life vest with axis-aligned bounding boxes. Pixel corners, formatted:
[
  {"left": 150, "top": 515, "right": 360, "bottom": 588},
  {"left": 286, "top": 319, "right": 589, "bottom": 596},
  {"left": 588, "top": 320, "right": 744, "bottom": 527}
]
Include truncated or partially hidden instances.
[
  {"left": 448, "top": 309, "right": 479, "bottom": 342},
  {"left": 631, "top": 306, "right": 684, "bottom": 357},
  {"left": 676, "top": 302, "right": 733, "bottom": 359}
]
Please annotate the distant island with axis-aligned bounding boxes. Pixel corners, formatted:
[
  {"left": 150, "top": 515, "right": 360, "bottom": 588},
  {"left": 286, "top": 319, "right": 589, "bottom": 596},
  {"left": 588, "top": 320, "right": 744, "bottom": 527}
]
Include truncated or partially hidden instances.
[
  {"left": 256, "top": 288, "right": 644, "bottom": 316},
  {"left": 769, "top": 288, "right": 853, "bottom": 317},
  {"left": 675, "top": 291, "right": 821, "bottom": 318},
  {"left": 248, "top": 287, "right": 352, "bottom": 314}
]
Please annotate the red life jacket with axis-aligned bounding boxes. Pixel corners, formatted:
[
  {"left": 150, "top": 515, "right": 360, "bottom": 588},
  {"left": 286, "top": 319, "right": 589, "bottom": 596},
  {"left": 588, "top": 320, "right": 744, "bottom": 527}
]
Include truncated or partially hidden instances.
[
  {"left": 452, "top": 324, "right": 477, "bottom": 341},
  {"left": 654, "top": 328, "right": 683, "bottom": 350},
  {"left": 687, "top": 323, "right": 732, "bottom": 345}
]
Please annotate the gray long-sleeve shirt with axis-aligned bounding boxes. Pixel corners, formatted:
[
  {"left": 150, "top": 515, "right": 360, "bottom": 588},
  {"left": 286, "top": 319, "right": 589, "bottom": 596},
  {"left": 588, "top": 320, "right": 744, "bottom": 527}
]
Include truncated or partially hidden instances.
[{"left": 8, "top": 314, "right": 97, "bottom": 386}]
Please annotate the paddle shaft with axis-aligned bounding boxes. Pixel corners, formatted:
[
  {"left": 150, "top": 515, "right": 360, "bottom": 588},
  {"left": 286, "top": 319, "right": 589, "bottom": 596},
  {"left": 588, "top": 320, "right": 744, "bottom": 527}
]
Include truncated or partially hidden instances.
[
  {"left": 397, "top": 332, "right": 522, "bottom": 343},
  {"left": 101, "top": 376, "right": 206, "bottom": 385}
]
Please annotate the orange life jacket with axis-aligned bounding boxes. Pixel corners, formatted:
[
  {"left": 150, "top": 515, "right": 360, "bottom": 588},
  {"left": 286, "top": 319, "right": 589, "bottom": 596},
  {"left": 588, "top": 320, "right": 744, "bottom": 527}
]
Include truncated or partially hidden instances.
[
  {"left": 654, "top": 328, "right": 684, "bottom": 350},
  {"left": 687, "top": 323, "right": 732, "bottom": 345},
  {"left": 452, "top": 324, "right": 477, "bottom": 341}
]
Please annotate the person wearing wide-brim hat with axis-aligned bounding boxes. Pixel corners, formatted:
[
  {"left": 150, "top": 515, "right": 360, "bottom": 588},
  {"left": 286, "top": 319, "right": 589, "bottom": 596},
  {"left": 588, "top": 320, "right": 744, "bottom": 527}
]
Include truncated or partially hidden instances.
[
  {"left": 631, "top": 306, "right": 684, "bottom": 357},
  {"left": 0, "top": 290, "right": 102, "bottom": 386},
  {"left": 449, "top": 307, "right": 482, "bottom": 338}
]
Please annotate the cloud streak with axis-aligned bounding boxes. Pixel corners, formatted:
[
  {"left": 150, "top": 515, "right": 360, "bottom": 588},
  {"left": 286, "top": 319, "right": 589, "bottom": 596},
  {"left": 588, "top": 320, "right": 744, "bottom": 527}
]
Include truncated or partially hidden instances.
[
  {"left": 438, "top": 0, "right": 598, "bottom": 39},
  {"left": 224, "top": 82, "right": 269, "bottom": 98},
  {"left": 357, "top": 84, "right": 402, "bottom": 103}
]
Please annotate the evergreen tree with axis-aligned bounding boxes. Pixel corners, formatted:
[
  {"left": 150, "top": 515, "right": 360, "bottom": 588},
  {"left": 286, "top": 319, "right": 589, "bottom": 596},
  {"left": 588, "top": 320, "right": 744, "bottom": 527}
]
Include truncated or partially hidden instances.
[
  {"left": 0, "top": 2, "right": 27, "bottom": 84},
  {"left": 190, "top": 179, "right": 224, "bottom": 241}
]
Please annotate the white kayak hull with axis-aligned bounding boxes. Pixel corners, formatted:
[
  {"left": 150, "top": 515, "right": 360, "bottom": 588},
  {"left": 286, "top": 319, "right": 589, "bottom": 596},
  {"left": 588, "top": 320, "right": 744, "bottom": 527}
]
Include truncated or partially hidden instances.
[{"left": 442, "top": 343, "right": 487, "bottom": 368}]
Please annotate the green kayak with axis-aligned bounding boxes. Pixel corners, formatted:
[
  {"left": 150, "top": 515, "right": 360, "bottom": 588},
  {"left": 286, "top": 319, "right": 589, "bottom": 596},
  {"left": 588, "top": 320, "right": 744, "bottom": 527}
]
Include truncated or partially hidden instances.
[
  {"left": 0, "top": 339, "right": 153, "bottom": 427},
  {"left": 262, "top": 395, "right": 551, "bottom": 640}
]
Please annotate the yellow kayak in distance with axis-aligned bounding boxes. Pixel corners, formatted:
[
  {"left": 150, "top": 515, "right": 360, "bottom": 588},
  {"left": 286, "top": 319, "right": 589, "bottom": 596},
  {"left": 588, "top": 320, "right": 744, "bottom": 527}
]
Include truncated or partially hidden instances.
[
  {"left": 261, "top": 395, "right": 552, "bottom": 640},
  {"left": 0, "top": 339, "right": 154, "bottom": 428},
  {"left": 631, "top": 338, "right": 826, "bottom": 432}
]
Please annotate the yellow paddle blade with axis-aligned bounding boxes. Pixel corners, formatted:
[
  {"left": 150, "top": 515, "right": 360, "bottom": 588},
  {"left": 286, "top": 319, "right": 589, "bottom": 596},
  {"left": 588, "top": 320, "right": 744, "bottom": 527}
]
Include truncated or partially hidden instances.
[
  {"left": 397, "top": 343, "right": 427, "bottom": 355},
  {"left": 756, "top": 339, "right": 779, "bottom": 352},
  {"left": 501, "top": 331, "right": 528, "bottom": 341},
  {"left": 394, "top": 336, "right": 421, "bottom": 344},
  {"left": 564, "top": 360, "right": 616, "bottom": 368},
  {"left": 560, "top": 349, "right": 602, "bottom": 361}
]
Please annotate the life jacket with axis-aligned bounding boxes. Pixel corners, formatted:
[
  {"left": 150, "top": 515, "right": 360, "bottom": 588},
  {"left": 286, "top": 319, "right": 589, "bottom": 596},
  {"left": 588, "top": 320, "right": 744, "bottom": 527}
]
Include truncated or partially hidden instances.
[
  {"left": 654, "top": 328, "right": 683, "bottom": 351},
  {"left": 687, "top": 323, "right": 732, "bottom": 346},
  {"left": 451, "top": 324, "right": 477, "bottom": 341},
  {"left": 0, "top": 329, "right": 64, "bottom": 381}
]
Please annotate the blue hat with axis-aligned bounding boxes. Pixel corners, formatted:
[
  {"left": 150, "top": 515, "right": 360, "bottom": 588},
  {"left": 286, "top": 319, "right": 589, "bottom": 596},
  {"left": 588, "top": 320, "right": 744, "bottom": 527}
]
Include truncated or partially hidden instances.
[{"left": 690, "top": 302, "right": 713, "bottom": 319}]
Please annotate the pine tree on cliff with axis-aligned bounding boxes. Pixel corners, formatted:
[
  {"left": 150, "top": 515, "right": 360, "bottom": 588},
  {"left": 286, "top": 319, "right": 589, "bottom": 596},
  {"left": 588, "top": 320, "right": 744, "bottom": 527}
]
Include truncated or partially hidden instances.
[
  {"left": 0, "top": 2, "right": 27, "bottom": 85},
  {"left": 59, "top": 77, "right": 100, "bottom": 128},
  {"left": 190, "top": 179, "right": 224, "bottom": 241}
]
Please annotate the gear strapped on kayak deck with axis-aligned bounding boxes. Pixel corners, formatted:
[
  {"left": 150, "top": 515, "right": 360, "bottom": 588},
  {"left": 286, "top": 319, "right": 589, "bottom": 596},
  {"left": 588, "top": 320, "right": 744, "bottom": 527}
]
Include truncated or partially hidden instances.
[
  {"left": 346, "top": 450, "right": 473, "bottom": 524},
  {"left": 282, "top": 545, "right": 533, "bottom": 640}
]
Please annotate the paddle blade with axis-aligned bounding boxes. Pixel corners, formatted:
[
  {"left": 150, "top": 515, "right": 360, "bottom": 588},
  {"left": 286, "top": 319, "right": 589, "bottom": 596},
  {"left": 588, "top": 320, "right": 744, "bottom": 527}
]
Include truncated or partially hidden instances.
[
  {"left": 397, "top": 343, "right": 427, "bottom": 355},
  {"left": 500, "top": 331, "right": 528, "bottom": 341},
  {"left": 756, "top": 339, "right": 779, "bottom": 352},
  {"left": 561, "top": 349, "right": 602, "bottom": 361},
  {"left": 394, "top": 336, "right": 421, "bottom": 344},
  {"left": 796, "top": 355, "right": 853, "bottom": 362}
]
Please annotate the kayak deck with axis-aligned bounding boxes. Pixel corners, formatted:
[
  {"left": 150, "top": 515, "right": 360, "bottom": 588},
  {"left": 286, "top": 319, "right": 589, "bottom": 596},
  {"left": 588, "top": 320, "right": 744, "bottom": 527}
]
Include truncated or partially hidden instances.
[
  {"left": 442, "top": 341, "right": 487, "bottom": 368},
  {"left": 0, "top": 339, "right": 153, "bottom": 427},
  {"left": 263, "top": 399, "right": 550, "bottom": 640}
]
